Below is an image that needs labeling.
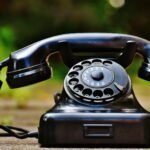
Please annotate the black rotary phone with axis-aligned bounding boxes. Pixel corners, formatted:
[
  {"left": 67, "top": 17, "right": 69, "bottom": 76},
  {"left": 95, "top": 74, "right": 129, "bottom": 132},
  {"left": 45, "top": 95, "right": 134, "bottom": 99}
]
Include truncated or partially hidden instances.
[{"left": 0, "top": 33, "right": 150, "bottom": 147}]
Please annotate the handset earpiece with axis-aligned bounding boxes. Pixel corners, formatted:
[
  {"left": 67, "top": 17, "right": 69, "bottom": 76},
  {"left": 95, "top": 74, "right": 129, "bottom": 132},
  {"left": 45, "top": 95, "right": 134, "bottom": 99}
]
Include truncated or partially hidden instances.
[
  {"left": 6, "top": 62, "right": 51, "bottom": 88},
  {"left": 5, "top": 43, "right": 54, "bottom": 88}
]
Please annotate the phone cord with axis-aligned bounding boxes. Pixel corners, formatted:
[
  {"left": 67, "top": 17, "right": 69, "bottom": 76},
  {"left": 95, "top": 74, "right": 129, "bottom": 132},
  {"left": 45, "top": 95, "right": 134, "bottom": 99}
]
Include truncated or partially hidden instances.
[{"left": 0, "top": 125, "right": 38, "bottom": 139}]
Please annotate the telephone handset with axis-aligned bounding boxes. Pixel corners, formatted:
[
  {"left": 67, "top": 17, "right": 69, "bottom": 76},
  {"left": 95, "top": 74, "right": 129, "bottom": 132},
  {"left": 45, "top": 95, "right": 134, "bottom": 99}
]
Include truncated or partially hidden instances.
[
  {"left": 0, "top": 33, "right": 150, "bottom": 147},
  {"left": 0, "top": 33, "right": 149, "bottom": 88}
]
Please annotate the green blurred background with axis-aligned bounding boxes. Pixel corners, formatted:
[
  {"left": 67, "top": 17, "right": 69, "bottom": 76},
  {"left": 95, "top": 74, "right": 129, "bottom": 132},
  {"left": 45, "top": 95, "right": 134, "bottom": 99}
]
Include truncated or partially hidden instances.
[{"left": 0, "top": 0, "right": 149, "bottom": 108}]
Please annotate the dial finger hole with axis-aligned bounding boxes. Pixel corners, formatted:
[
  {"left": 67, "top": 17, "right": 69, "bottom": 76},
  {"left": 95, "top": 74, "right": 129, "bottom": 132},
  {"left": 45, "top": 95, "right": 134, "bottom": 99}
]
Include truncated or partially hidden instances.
[
  {"left": 81, "top": 61, "right": 91, "bottom": 66},
  {"left": 74, "top": 84, "right": 84, "bottom": 92},
  {"left": 104, "top": 88, "right": 114, "bottom": 96},
  {"left": 103, "top": 60, "right": 112, "bottom": 66},
  {"left": 69, "top": 78, "right": 79, "bottom": 85},
  {"left": 93, "top": 90, "right": 103, "bottom": 99},
  {"left": 68, "top": 71, "right": 78, "bottom": 78},
  {"left": 82, "top": 88, "right": 92, "bottom": 97},
  {"left": 73, "top": 65, "right": 83, "bottom": 71},
  {"left": 92, "top": 59, "right": 102, "bottom": 64}
]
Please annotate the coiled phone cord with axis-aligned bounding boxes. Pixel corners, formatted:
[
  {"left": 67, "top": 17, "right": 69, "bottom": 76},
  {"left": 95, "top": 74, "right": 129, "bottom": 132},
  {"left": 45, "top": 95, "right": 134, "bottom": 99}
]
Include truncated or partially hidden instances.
[{"left": 0, "top": 125, "right": 38, "bottom": 139}]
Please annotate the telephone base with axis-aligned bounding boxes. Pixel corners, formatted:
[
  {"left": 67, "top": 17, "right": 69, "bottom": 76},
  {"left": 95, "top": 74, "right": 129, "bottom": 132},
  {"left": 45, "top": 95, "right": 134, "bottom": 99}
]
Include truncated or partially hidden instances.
[{"left": 38, "top": 111, "right": 150, "bottom": 147}]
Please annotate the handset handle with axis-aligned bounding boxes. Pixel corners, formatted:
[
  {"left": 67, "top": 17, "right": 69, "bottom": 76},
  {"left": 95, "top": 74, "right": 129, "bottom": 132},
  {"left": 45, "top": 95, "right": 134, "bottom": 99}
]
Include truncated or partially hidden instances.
[{"left": 6, "top": 33, "right": 150, "bottom": 70}]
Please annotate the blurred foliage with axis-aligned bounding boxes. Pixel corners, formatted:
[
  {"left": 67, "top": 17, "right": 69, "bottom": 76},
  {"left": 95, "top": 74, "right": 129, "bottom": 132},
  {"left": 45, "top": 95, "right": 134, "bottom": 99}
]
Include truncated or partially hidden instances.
[
  {"left": 0, "top": 115, "right": 13, "bottom": 125},
  {"left": 0, "top": 26, "right": 15, "bottom": 60},
  {"left": 0, "top": 0, "right": 149, "bottom": 102},
  {"left": 0, "top": 0, "right": 150, "bottom": 48}
]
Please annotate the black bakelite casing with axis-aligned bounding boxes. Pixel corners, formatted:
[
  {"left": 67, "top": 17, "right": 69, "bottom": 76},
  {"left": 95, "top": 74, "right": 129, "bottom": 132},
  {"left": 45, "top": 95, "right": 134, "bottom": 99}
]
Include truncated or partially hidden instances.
[
  {"left": 39, "top": 58, "right": 149, "bottom": 147},
  {"left": 39, "top": 111, "right": 150, "bottom": 147}
]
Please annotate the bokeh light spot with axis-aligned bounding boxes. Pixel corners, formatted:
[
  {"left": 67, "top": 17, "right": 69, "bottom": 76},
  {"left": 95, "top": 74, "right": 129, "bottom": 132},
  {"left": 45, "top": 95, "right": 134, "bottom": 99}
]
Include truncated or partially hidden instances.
[{"left": 108, "top": 0, "right": 125, "bottom": 8}]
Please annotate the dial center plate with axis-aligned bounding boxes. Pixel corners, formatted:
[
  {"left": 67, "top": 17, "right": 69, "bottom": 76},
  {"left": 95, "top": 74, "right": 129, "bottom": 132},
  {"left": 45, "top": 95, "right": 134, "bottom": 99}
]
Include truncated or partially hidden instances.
[{"left": 81, "top": 66, "right": 114, "bottom": 88}]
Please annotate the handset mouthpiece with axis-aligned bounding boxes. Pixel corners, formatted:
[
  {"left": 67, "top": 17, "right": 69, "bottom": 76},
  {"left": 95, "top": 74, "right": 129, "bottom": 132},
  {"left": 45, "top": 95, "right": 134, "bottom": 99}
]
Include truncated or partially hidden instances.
[{"left": 138, "top": 62, "right": 150, "bottom": 81}]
